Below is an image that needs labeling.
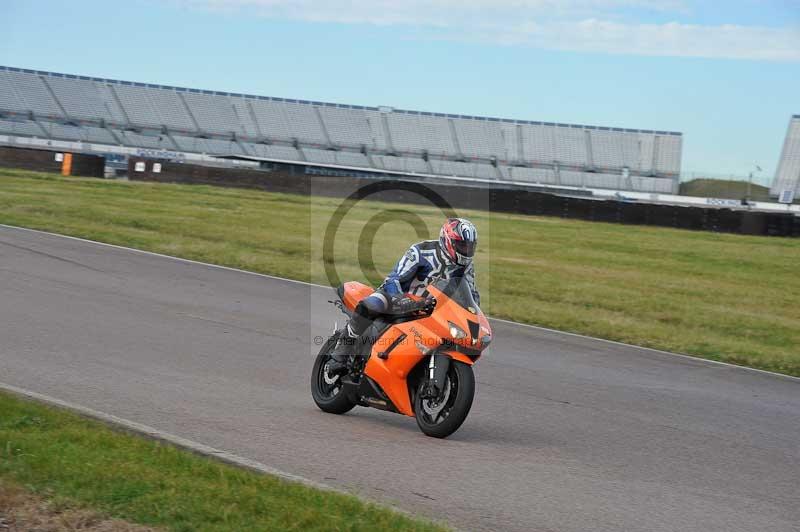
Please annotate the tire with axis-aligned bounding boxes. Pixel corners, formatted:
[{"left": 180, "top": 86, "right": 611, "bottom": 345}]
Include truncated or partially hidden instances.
[
  {"left": 414, "top": 360, "right": 475, "bottom": 438},
  {"left": 310, "top": 334, "right": 356, "bottom": 415}
]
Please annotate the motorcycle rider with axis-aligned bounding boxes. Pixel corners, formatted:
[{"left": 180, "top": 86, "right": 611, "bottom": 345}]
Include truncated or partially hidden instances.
[{"left": 327, "top": 217, "right": 480, "bottom": 381}]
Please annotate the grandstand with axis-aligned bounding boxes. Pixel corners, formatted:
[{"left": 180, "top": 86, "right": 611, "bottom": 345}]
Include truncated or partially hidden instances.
[
  {"left": 770, "top": 115, "right": 800, "bottom": 201},
  {"left": 0, "top": 65, "right": 682, "bottom": 193}
]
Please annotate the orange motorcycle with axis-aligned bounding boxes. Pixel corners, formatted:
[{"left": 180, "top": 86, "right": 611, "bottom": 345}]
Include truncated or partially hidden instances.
[{"left": 311, "top": 277, "right": 492, "bottom": 438}]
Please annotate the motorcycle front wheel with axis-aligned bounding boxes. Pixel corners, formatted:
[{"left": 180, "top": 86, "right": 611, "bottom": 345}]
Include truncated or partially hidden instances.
[
  {"left": 414, "top": 360, "right": 475, "bottom": 438},
  {"left": 310, "top": 333, "right": 356, "bottom": 415}
]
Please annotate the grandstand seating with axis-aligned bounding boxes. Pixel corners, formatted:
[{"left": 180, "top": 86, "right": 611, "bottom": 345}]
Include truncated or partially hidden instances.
[
  {"left": 116, "top": 130, "right": 172, "bottom": 149},
  {"left": 453, "top": 119, "right": 506, "bottom": 159},
  {"left": 0, "top": 66, "right": 682, "bottom": 193},
  {"left": 0, "top": 118, "right": 44, "bottom": 137},
  {"left": 386, "top": 112, "right": 457, "bottom": 155},
  {"left": 46, "top": 77, "right": 119, "bottom": 123},
  {"left": 503, "top": 166, "right": 555, "bottom": 183},
  {"left": 229, "top": 97, "right": 260, "bottom": 138},
  {"left": 770, "top": 115, "right": 800, "bottom": 198},
  {"left": 242, "top": 143, "right": 301, "bottom": 161},
  {"left": 304, "top": 148, "right": 370, "bottom": 167},
  {"left": 1, "top": 70, "right": 63, "bottom": 118},
  {"left": 318, "top": 106, "right": 374, "bottom": 148},
  {"left": 372, "top": 154, "right": 430, "bottom": 174}
]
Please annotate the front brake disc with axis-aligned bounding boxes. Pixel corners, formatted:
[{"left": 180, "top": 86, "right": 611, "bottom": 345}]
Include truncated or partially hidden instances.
[{"left": 422, "top": 378, "right": 451, "bottom": 419}]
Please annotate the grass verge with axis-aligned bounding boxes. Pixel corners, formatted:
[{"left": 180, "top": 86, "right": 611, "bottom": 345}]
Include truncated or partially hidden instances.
[
  {"left": 0, "top": 390, "right": 446, "bottom": 532},
  {"left": 0, "top": 168, "right": 798, "bottom": 376},
  {"left": 679, "top": 178, "right": 772, "bottom": 201},
  {"left": 1, "top": 477, "right": 159, "bottom": 531}
]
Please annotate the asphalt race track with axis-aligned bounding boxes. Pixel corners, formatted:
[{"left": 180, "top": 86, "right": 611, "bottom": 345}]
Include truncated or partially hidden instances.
[{"left": 1, "top": 225, "right": 798, "bottom": 532}]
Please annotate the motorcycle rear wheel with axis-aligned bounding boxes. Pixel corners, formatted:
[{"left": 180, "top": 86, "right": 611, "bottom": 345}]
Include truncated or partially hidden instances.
[
  {"left": 310, "top": 334, "right": 356, "bottom": 414},
  {"left": 414, "top": 360, "right": 475, "bottom": 438}
]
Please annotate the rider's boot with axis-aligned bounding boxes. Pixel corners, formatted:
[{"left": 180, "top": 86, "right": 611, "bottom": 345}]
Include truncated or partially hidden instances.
[{"left": 327, "top": 325, "right": 357, "bottom": 374}]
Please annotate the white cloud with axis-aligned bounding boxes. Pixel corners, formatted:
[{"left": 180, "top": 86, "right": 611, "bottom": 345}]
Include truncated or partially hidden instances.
[
  {"left": 498, "top": 19, "right": 800, "bottom": 61},
  {"left": 186, "top": 0, "right": 800, "bottom": 61},
  {"left": 193, "top": 0, "right": 687, "bottom": 24}
]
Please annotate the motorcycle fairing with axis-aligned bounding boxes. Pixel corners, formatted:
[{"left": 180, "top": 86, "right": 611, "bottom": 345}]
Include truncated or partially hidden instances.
[
  {"left": 336, "top": 280, "right": 490, "bottom": 417},
  {"left": 339, "top": 281, "right": 374, "bottom": 313}
]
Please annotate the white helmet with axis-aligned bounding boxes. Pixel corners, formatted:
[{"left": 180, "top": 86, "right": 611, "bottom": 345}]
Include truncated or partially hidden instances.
[{"left": 438, "top": 218, "right": 477, "bottom": 266}]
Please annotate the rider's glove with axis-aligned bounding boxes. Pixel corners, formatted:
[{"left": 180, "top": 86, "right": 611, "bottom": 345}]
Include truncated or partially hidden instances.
[
  {"left": 420, "top": 296, "right": 437, "bottom": 314},
  {"left": 390, "top": 296, "right": 437, "bottom": 316},
  {"left": 390, "top": 296, "right": 420, "bottom": 315}
]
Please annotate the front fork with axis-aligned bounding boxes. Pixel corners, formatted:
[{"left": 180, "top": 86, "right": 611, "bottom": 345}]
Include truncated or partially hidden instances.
[{"left": 425, "top": 353, "right": 451, "bottom": 398}]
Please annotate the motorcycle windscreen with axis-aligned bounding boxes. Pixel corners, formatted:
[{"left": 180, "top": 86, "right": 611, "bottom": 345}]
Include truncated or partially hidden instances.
[{"left": 430, "top": 277, "right": 479, "bottom": 312}]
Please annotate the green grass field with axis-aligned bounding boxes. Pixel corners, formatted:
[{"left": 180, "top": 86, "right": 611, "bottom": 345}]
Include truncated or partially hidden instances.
[
  {"left": 1, "top": 168, "right": 798, "bottom": 376},
  {"left": 0, "top": 390, "right": 446, "bottom": 532},
  {"left": 679, "top": 178, "right": 772, "bottom": 202}
]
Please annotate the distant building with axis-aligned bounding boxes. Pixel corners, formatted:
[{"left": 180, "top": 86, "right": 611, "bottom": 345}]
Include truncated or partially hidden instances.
[{"left": 771, "top": 115, "right": 800, "bottom": 200}]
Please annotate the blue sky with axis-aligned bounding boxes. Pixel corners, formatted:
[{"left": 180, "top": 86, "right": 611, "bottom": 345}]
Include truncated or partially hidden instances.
[{"left": 1, "top": 0, "right": 798, "bottom": 181}]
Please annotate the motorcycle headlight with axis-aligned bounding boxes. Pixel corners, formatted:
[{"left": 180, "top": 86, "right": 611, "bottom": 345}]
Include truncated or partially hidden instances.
[
  {"left": 448, "top": 322, "right": 467, "bottom": 340},
  {"left": 481, "top": 334, "right": 492, "bottom": 347}
]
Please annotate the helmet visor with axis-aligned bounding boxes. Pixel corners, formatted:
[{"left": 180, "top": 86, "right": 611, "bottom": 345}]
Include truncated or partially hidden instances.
[{"left": 453, "top": 239, "right": 476, "bottom": 258}]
